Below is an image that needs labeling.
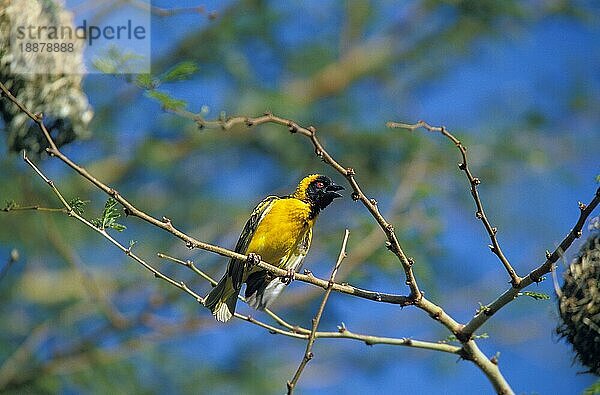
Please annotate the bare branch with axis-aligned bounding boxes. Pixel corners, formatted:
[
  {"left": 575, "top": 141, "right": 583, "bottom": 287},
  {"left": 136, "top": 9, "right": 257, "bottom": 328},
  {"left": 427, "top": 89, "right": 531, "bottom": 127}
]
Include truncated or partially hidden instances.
[
  {"left": 388, "top": 120, "right": 521, "bottom": 286},
  {"left": 288, "top": 229, "right": 349, "bottom": 394},
  {"left": 2, "top": 204, "right": 66, "bottom": 213},
  {"left": 462, "top": 340, "right": 514, "bottom": 395},
  {"left": 0, "top": 83, "right": 58, "bottom": 152},
  {"left": 460, "top": 186, "right": 600, "bottom": 338}
]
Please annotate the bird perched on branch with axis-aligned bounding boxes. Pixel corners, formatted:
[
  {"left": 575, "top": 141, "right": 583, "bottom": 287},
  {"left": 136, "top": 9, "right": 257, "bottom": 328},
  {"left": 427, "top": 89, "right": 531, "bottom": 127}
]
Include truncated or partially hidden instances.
[{"left": 205, "top": 174, "right": 344, "bottom": 322}]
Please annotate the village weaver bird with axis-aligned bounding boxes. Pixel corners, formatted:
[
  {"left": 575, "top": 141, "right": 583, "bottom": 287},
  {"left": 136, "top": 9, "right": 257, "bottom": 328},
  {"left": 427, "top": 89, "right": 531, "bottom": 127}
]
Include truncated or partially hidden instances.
[{"left": 204, "top": 174, "right": 344, "bottom": 322}]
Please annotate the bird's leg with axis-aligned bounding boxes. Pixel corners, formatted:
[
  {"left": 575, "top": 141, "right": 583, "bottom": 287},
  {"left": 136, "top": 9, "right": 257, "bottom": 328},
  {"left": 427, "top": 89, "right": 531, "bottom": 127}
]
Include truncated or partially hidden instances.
[
  {"left": 281, "top": 268, "right": 296, "bottom": 285},
  {"left": 245, "top": 253, "right": 261, "bottom": 269}
]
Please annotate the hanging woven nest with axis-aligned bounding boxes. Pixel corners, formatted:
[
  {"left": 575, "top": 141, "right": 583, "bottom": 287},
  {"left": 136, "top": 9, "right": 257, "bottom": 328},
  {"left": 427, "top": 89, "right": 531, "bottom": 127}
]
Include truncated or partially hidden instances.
[
  {"left": 0, "top": 0, "right": 93, "bottom": 156},
  {"left": 557, "top": 232, "right": 600, "bottom": 375}
]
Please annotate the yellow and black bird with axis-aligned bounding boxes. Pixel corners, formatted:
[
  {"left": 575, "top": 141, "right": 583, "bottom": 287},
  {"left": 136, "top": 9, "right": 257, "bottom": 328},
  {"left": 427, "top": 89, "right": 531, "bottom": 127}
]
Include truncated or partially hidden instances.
[{"left": 204, "top": 174, "right": 344, "bottom": 322}]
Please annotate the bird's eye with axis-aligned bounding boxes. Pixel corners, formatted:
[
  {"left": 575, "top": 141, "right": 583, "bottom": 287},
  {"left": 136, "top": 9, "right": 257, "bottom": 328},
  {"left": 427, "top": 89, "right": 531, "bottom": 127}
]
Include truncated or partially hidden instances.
[{"left": 315, "top": 181, "right": 325, "bottom": 189}]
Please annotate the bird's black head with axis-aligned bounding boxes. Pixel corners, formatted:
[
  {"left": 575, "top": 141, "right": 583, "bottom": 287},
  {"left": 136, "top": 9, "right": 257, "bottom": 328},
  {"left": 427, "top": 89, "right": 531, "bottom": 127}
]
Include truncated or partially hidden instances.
[{"left": 304, "top": 175, "right": 344, "bottom": 211}]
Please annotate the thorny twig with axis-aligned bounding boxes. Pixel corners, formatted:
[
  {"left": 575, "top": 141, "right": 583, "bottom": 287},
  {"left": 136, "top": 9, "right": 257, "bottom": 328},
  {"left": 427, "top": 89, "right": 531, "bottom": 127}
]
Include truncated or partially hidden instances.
[
  {"left": 460, "top": 187, "right": 600, "bottom": 338},
  {"left": 152, "top": 255, "right": 460, "bottom": 353},
  {"left": 387, "top": 120, "right": 521, "bottom": 286},
  {"left": 287, "top": 230, "right": 349, "bottom": 394}
]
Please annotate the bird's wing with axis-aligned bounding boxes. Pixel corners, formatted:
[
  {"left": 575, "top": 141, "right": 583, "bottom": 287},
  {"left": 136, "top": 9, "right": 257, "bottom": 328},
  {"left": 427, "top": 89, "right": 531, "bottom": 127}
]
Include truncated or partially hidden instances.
[
  {"left": 227, "top": 195, "right": 279, "bottom": 290},
  {"left": 282, "top": 227, "right": 312, "bottom": 271}
]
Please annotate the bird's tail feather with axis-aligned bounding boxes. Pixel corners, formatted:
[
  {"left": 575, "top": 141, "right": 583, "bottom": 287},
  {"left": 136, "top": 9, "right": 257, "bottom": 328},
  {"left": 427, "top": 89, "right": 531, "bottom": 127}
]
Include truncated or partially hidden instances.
[{"left": 204, "top": 277, "right": 239, "bottom": 322}]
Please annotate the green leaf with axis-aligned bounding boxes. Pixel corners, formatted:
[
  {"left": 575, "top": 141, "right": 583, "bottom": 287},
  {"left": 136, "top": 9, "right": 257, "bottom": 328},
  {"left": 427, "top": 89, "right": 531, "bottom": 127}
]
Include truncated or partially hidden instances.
[
  {"left": 476, "top": 302, "right": 489, "bottom": 314},
  {"left": 91, "top": 45, "right": 146, "bottom": 74},
  {"left": 160, "top": 61, "right": 199, "bottom": 82},
  {"left": 442, "top": 333, "right": 488, "bottom": 343},
  {"left": 67, "top": 198, "right": 88, "bottom": 216},
  {"left": 145, "top": 90, "right": 187, "bottom": 110},
  {"left": 135, "top": 73, "right": 159, "bottom": 90},
  {"left": 584, "top": 379, "right": 600, "bottom": 395},
  {"left": 519, "top": 291, "right": 550, "bottom": 300},
  {"left": 92, "top": 198, "right": 126, "bottom": 232}
]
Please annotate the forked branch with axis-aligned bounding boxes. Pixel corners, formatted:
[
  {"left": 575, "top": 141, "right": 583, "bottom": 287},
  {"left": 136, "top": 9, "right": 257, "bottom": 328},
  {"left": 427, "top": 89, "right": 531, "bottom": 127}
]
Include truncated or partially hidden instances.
[{"left": 387, "top": 120, "right": 521, "bottom": 286}]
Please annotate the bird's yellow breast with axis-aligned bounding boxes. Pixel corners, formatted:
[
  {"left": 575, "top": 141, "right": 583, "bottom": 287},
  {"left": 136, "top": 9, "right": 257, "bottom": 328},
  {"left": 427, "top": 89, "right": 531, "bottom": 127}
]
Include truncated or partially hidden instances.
[{"left": 246, "top": 198, "right": 314, "bottom": 266}]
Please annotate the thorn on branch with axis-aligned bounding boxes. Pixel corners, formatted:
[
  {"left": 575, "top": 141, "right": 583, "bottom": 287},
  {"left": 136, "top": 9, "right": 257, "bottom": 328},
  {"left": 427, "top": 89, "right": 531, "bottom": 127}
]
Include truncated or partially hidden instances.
[
  {"left": 351, "top": 192, "right": 360, "bottom": 201},
  {"left": 337, "top": 322, "right": 347, "bottom": 333},
  {"left": 578, "top": 201, "right": 586, "bottom": 211},
  {"left": 370, "top": 198, "right": 378, "bottom": 206},
  {"left": 490, "top": 352, "right": 500, "bottom": 365},
  {"left": 475, "top": 211, "right": 483, "bottom": 219},
  {"left": 288, "top": 122, "right": 298, "bottom": 133},
  {"left": 245, "top": 118, "right": 254, "bottom": 127},
  {"left": 307, "top": 125, "right": 317, "bottom": 134},
  {"left": 263, "top": 111, "right": 272, "bottom": 116},
  {"left": 407, "top": 257, "right": 415, "bottom": 266},
  {"left": 532, "top": 275, "right": 544, "bottom": 283},
  {"left": 430, "top": 310, "right": 442, "bottom": 320},
  {"left": 545, "top": 250, "right": 552, "bottom": 259},
  {"left": 472, "top": 177, "right": 481, "bottom": 185},
  {"left": 458, "top": 162, "right": 466, "bottom": 170},
  {"left": 185, "top": 241, "right": 194, "bottom": 250},
  {"left": 491, "top": 227, "right": 498, "bottom": 235},
  {"left": 346, "top": 167, "right": 355, "bottom": 176}
]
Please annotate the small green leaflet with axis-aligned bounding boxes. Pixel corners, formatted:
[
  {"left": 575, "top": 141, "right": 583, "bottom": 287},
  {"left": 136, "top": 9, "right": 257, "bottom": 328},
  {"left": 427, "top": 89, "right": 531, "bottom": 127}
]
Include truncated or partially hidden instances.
[
  {"left": 68, "top": 198, "right": 88, "bottom": 216},
  {"left": 443, "top": 333, "right": 489, "bottom": 343},
  {"left": 92, "top": 198, "right": 126, "bottom": 232},
  {"left": 160, "top": 61, "right": 198, "bottom": 82},
  {"left": 145, "top": 90, "right": 187, "bottom": 111},
  {"left": 519, "top": 291, "right": 550, "bottom": 300}
]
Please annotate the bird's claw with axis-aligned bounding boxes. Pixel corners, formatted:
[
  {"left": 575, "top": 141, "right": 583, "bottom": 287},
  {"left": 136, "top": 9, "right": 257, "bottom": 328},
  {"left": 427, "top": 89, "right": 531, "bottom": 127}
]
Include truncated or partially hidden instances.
[
  {"left": 246, "top": 253, "right": 261, "bottom": 267},
  {"left": 281, "top": 268, "right": 295, "bottom": 285}
]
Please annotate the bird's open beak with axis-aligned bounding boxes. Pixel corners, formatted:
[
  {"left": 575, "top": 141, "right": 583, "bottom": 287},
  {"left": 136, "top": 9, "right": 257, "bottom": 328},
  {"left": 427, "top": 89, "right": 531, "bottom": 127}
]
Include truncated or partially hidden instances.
[{"left": 325, "top": 183, "right": 344, "bottom": 199}]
